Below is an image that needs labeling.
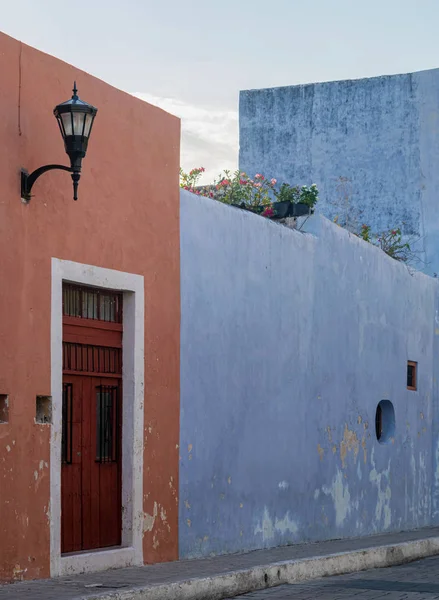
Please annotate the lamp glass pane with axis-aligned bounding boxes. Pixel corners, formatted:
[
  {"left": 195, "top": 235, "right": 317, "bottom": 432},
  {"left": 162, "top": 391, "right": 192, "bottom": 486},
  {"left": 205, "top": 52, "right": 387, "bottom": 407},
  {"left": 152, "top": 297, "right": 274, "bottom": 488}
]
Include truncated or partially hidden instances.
[
  {"left": 83, "top": 114, "right": 94, "bottom": 138},
  {"left": 60, "top": 112, "right": 73, "bottom": 137},
  {"left": 72, "top": 112, "right": 86, "bottom": 136}
]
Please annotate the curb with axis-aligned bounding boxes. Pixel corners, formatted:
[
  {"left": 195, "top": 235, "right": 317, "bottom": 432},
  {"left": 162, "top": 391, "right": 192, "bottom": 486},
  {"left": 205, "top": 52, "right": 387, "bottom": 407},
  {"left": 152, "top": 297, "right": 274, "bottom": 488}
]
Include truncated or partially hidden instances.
[{"left": 90, "top": 536, "right": 439, "bottom": 600}]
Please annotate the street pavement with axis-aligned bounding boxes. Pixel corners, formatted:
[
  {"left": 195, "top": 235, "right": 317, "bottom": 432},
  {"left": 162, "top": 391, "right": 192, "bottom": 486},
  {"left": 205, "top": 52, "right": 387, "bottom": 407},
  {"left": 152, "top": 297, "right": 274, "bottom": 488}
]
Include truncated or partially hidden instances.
[
  {"left": 1, "top": 528, "right": 439, "bottom": 599},
  {"left": 229, "top": 554, "right": 439, "bottom": 599}
]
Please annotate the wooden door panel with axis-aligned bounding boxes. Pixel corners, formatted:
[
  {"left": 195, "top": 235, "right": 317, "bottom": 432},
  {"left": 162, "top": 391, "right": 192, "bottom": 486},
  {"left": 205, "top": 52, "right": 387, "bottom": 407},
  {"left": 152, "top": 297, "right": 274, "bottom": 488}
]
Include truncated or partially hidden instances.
[
  {"left": 93, "top": 378, "right": 122, "bottom": 548},
  {"left": 61, "top": 283, "right": 122, "bottom": 554},
  {"left": 61, "top": 377, "right": 83, "bottom": 553}
]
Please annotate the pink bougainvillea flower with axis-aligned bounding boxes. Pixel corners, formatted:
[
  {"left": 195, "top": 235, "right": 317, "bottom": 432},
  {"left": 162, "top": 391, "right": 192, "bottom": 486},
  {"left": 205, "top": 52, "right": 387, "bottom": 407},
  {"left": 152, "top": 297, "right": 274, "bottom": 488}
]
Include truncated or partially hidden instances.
[
  {"left": 240, "top": 172, "right": 247, "bottom": 177},
  {"left": 254, "top": 182, "right": 262, "bottom": 188},
  {"left": 239, "top": 179, "right": 247, "bottom": 185},
  {"left": 391, "top": 230, "right": 397, "bottom": 235},
  {"left": 255, "top": 173, "right": 262, "bottom": 179},
  {"left": 222, "top": 180, "right": 230, "bottom": 186},
  {"left": 209, "top": 192, "right": 214, "bottom": 198},
  {"left": 271, "top": 178, "right": 277, "bottom": 185},
  {"left": 262, "top": 207, "right": 274, "bottom": 217}
]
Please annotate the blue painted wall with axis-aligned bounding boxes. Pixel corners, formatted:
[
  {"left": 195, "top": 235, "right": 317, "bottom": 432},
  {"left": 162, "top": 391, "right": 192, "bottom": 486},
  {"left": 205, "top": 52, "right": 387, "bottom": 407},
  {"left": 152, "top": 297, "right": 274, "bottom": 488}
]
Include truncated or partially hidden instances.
[
  {"left": 239, "top": 69, "right": 439, "bottom": 277},
  {"left": 180, "top": 189, "right": 438, "bottom": 558}
]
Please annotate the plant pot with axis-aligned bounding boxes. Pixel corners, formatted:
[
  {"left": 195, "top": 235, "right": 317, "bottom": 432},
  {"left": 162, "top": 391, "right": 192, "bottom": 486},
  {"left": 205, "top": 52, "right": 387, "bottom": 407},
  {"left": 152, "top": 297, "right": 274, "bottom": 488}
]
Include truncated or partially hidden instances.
[
  {"left": 272, "top": 201, "right": 291, "bottom": 219},
  {"left": 289, "top": 203, "right": 312, "bottom": 217}
]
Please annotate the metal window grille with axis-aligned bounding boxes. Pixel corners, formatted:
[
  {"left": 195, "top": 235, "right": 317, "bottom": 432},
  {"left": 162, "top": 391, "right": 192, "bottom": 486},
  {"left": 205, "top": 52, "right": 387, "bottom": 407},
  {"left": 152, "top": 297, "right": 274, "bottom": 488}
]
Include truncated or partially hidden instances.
[
  {"left": 63, "top": 284, "right": 122, "bottom": 323},
  {"left": 96, "top": 385, "right": 119, "bottom": 463}
]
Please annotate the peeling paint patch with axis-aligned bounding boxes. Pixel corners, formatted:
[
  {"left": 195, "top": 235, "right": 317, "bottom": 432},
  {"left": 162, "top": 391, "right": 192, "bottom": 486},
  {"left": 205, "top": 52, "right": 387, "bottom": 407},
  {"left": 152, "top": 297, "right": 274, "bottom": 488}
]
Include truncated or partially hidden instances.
[
  {"left": 143, "top": 502, "right": 158, "bottom": 532},
  {"left": 317, "top": 444, "right": 324, "bottom": 461},
  {"left": 369, "top": 448, "right": 391, "bottom": 530},
  {"left": 322, "top": 469, "right": 353, "bottom": 526},
  {"left": 12, "top": 565, "right": 27, "bottom": 581},
  {"left": 278, "top": 481, "right": 289, "bottom": 490},
  {"left": 340, "top": 424, "right": 359, "bottom": 468},
  {"left": 254, "top": 507, "right": 298, "bottom": 542},
  {"left": 160, "top": 506, "right": 171, "bottom": 533},
  {"left": 361, "top": 435, "right": 367, "bottom": 464}
]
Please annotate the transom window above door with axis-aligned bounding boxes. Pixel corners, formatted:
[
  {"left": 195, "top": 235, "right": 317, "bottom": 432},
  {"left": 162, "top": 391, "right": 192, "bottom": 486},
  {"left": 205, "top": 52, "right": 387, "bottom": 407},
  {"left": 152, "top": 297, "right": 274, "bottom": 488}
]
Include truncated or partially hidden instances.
[{"left": 63, "top": 283, "right": 122, "bottom": 323}]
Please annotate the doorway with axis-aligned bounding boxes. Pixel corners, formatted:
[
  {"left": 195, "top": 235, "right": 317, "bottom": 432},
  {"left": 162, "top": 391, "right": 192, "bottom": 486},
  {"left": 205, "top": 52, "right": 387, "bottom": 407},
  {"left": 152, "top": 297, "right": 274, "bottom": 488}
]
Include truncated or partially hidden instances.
[{"left": 61, "top": 283, "right": 123, "bottom": 553}]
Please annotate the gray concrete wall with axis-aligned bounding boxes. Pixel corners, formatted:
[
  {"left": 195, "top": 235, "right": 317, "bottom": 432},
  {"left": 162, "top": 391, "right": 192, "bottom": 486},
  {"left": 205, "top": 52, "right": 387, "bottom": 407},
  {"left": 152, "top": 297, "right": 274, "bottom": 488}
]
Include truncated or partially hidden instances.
[
  {"left": 239, "top": 69, "right": 439, "bottom": 276},
  {"left": 179, "top": 189, "right": 438, "bottom": 559}
]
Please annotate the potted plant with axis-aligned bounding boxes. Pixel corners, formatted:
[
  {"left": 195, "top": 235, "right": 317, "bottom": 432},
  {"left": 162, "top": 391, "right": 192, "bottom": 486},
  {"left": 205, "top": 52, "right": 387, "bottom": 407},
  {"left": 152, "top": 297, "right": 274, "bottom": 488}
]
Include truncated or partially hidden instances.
[
  {"left": 272, "top": 183, "right": 319, "bottom": 219},
  {"left": 296, "top": 184, "right": 319, "bottom": 215},
  {"left": 272, "top": 183, "right": 298, "bottom": 218}
]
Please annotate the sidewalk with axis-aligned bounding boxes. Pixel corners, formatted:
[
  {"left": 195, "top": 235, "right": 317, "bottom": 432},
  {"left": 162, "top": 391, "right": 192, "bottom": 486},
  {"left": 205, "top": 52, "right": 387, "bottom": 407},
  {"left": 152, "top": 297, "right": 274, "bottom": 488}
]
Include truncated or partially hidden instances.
[{"left": 1, "top": 528, "right": 439, "bottom": 600}]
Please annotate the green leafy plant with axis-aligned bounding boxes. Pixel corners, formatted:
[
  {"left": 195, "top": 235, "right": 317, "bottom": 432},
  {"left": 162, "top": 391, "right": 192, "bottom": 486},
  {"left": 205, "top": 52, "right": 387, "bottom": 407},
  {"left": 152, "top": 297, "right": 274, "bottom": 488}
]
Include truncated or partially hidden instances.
[
  {"left": 274, "top": 183, "right": 319, "bottom": 208},
  {"left": 376, "top": 228, "right": 411, "bottom": 262},
  {"left": 180, "top": 167, "right": 215, "bottom": 198},
  {"left": 360, "top": 224, "right": 371, "bottom": 242},
  {"left": 298, "top": 184, "right": 319, "bottom": 208},
  {"left": 333, "top": 177, "right": 423, "bottom": 266},
  {"left": 212, "top": 170, "right": 276, "bottom": 210},
  {"left": 274, "top": 183, "right": 300, "bottom": 203},
  {"left": 359, "top": 224, "right": 420, "bottom": 264}
]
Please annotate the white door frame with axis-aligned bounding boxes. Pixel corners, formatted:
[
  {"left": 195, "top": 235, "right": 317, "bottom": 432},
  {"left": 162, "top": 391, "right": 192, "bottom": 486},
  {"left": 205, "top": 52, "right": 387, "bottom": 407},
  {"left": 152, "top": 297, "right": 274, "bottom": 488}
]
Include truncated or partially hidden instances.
[{"left": 50, "top": 258, "right": 144, "bottom": 576}]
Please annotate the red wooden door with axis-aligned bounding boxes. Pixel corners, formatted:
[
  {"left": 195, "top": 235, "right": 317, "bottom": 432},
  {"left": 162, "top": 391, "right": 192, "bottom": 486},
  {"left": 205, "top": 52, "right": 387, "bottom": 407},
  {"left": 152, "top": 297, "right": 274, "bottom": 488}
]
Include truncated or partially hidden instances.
[{"left": 61, "top": 284, "right": 122, "bottom": 554}]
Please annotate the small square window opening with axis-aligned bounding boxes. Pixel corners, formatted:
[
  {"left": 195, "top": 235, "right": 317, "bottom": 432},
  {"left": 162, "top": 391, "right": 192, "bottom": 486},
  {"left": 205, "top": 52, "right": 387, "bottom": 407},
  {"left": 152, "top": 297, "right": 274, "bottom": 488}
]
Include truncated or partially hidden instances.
[
  {"left": 36, "top": 396, "right": 52, "bottom": 424},
  {"left": 0, "top": 395, "right": 9, "bottom": 423},
  {"left": 407, "top": 361, "right": 417, "bottom": 391}
]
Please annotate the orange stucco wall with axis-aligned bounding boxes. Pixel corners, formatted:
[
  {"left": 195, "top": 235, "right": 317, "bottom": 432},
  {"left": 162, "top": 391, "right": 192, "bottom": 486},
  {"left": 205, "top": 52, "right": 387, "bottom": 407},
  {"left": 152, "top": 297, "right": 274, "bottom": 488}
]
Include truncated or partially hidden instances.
[{"left": 0, "top": 32, "right": 180, "bottom": 582}]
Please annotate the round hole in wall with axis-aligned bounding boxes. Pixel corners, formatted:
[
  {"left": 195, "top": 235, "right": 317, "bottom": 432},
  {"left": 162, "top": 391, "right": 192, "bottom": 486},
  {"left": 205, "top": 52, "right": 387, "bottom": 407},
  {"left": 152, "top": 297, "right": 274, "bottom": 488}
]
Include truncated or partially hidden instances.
[{"left": 375, "top": 400, "right": 395, "bottom": 444}]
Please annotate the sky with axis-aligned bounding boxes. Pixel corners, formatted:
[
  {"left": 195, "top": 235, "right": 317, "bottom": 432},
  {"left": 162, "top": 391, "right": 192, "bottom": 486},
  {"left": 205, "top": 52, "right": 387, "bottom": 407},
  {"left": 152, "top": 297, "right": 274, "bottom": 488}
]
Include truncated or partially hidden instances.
[{"left": 2, "top": 0, "right": 439, "bottom": 182}]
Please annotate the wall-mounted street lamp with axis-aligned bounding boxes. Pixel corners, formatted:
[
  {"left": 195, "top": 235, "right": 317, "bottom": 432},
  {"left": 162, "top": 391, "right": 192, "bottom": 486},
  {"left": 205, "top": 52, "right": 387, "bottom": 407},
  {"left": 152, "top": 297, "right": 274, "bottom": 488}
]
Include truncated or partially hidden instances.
[{"left": 21, "top": 82, "right": 97, "bottom": 202}]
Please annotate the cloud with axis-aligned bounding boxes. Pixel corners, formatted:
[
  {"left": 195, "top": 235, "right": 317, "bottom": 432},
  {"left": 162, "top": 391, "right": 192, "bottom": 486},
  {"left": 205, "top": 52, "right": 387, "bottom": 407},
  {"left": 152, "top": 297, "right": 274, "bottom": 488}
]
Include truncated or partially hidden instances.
[{"left": 133, "top": 92, "right": 238, "bottom": 183}]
